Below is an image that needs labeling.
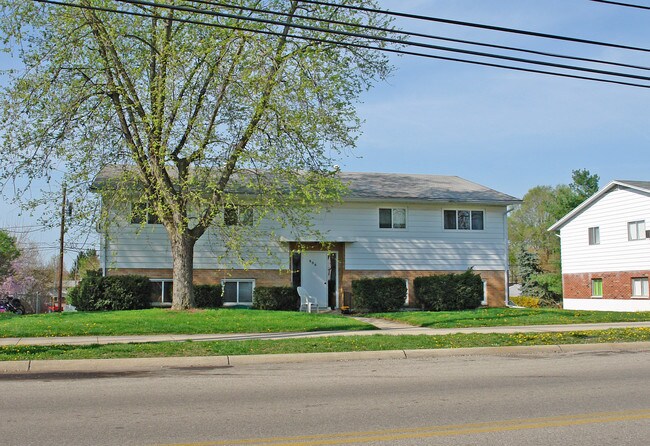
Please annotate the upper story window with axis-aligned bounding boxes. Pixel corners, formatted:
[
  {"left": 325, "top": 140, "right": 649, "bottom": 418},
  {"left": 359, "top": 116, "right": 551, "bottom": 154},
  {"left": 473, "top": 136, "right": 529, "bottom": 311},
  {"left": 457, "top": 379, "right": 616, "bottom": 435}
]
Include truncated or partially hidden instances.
[
  {"left": 131, "top": 202, "right": 160, "bottom": 224},
  {"left": 444, "top": 210, "right": 484, "bottom": 230},
  {"left": 627, "top": 220, "right": 646, "bottom": 241},
  {"left": 379, "top": 208, "right": 406, "bottom": 229},
  {"left": 588, "top": 227, "right": 600, "bottom": 245},
  {"left": 224, "top": 205, "right": 253, "bottom": 226}
]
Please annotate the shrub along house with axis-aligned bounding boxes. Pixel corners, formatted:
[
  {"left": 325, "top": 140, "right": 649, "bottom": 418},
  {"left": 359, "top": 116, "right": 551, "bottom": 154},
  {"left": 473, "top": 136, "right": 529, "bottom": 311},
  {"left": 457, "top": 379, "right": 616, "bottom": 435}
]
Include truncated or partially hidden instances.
[
  {"left": 550, "top": 180, "right": 650, "bottom": 312},
  {"left": 92, "top": 170, "right": 520, "bottom": 309}
]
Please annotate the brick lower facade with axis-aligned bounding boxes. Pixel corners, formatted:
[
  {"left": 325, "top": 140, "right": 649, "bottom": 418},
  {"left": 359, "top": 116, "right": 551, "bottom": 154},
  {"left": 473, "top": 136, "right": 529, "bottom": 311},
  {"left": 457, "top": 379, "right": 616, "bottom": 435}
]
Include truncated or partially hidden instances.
[
  {"left": 563, "top": 270, "right": 650, "bottom": 299},
  {"left": 110, "top": 266, "right": 507, "bottom": 308},
  {"left": 341, "top": 269, "right": 505, "bottom": 308},
  {"left": 108, "top": 268, "right": 291, "bottom": 288}
]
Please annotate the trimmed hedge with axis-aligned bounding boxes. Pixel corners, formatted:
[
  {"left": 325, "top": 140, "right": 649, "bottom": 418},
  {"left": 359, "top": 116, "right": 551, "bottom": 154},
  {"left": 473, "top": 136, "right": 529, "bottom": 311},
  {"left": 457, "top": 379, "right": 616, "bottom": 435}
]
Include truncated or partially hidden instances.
[
  {"left": 352, "top": 278, "right": 406, "bottom": 312},
  {"left": 414, "top": 270, "right": 484, "bottom": 311},
  {"left": 252, "top": 286, "right": 300, "bottom": 311},
  {"left": 194, "top": 284, "right": 223, "bottom": 308},
  {"left": 69, "top": 275, "right": 151, "bottom": 311}
]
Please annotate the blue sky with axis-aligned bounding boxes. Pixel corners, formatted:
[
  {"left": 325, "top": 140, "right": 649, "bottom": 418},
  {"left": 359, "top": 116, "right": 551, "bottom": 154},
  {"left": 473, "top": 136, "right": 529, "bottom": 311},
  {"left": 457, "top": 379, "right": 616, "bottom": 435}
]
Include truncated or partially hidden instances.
[{"left": 2, "top": 0, "right": 650, "bottom": 264}]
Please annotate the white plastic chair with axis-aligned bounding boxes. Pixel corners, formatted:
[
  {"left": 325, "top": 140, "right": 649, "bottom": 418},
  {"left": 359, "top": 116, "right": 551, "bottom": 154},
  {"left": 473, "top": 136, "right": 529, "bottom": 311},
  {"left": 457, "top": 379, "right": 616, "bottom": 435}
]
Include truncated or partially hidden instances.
[{"left": 297, "top": 286, "right": 319, "bottom": 313}]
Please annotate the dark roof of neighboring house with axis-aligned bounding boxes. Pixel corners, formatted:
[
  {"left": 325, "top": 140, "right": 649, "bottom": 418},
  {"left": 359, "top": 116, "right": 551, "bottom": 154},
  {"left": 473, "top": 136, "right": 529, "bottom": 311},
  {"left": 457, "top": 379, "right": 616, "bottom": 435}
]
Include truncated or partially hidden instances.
[
  {"left": 91, "top": 166, "right": 520, "bottom": 205},
  {"left": 615, "top": 180, "right": 650, "bottom": 191},
  {"left": 549, "top": 180, "right": 650, "bottom": 231}
]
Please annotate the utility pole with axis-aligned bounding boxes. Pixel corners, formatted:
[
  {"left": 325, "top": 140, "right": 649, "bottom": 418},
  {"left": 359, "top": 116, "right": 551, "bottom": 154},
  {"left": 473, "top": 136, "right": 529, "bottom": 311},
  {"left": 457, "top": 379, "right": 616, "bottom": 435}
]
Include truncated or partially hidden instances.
[{"left": 57, "top": 183, "right": 66, "bottom": 312}]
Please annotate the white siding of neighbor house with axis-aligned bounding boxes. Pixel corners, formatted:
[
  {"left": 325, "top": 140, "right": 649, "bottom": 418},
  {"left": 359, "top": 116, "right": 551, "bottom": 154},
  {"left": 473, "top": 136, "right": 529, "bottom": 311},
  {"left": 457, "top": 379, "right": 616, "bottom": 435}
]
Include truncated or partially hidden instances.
[
  {"left": 563, "top": 298, "right": 650, "bottom": 312},
  {"left": 558, "top": 186, "right": 650, "bottom": 274},
  {"left": 102, "top": 202, "right": 508, "bottom": 272}
]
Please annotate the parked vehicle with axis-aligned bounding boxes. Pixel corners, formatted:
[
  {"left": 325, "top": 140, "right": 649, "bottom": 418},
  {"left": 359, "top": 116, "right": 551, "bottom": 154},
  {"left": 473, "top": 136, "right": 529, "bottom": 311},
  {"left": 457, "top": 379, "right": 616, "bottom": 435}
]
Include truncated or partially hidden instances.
[{"left": 0, "top": 296, "right": 26, "bottom": 315}]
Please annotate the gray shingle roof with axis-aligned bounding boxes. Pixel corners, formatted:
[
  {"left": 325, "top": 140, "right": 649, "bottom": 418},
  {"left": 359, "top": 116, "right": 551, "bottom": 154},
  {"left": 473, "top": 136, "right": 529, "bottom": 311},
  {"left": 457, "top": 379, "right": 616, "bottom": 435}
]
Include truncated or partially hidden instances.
[
  {"left": 615, "top": 180, "right": 650, "bottom": 191},
  {"left": 91, "top": 166, "right": 520, "bottom": 205},
  {"left": 339, "top": 172, "right": 520, "bottom": 204}
]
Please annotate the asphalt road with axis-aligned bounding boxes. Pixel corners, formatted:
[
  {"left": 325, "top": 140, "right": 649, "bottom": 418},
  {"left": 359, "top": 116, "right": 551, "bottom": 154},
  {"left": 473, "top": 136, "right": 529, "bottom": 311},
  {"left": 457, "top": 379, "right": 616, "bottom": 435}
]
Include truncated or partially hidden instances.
[{"left": 1, "top": 350, "right": 649, "bottom": 445}]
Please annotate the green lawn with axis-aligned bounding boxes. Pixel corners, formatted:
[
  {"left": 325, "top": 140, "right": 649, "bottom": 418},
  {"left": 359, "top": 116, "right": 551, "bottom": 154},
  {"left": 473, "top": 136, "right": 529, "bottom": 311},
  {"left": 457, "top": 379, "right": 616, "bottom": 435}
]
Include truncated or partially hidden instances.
[
  {"left": 0, "top": 308, "right": 375, "bottom": 338},
  {"left": 1, "top": 328, "right": 648, "bottom": 361},
  {"left": 368, "top": 308, "right": 650, "bottom": 328}
]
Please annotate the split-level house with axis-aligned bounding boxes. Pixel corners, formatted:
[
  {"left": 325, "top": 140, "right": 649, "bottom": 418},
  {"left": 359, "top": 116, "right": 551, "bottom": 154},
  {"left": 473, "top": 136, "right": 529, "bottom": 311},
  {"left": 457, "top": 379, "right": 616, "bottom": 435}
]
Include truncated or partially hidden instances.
[
  {"left": 93, "top": 170, "right": 520, "bottom": 309},
  {"left": 550, "top": 180, "right": 650, "bottom": 311}
]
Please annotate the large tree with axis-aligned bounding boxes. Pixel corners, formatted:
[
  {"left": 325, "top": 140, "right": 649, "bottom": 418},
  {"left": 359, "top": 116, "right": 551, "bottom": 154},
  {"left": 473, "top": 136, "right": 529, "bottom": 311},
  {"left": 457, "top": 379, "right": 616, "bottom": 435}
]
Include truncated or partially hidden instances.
[
  {"left": 509, "top": 169, "right": 600, "bottom": 291},
  {"left": 0, "top": 1, "right": 395, "bottom": 308},
  {"left": 548, "top": 168, "right": 600, "bottom": 221}
]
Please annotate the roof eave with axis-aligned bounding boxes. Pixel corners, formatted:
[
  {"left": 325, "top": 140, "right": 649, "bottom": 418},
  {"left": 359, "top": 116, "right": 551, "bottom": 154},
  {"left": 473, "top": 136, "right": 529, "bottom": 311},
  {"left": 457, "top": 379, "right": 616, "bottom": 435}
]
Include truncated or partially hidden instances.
[{"left": 343, "top": 197, "right": 521, "bottom": 205}]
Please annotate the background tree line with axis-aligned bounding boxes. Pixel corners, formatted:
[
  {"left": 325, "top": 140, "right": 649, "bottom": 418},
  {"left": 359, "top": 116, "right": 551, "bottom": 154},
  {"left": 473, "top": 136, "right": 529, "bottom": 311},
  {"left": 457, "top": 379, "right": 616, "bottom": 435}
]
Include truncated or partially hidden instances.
[{"left": 509, "top": 169, "right": 600, "bottom": 303}]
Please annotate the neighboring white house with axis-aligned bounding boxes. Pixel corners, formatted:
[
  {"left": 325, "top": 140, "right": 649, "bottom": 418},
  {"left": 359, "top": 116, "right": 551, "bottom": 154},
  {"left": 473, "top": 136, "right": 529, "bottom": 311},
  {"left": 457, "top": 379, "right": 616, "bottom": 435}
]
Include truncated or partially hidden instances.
[
  {"left": 549, "top": 180, "right": 650, "bottom": 312},
  {"left": 93, "top": 170, "right": 520, "bottom": 309}
]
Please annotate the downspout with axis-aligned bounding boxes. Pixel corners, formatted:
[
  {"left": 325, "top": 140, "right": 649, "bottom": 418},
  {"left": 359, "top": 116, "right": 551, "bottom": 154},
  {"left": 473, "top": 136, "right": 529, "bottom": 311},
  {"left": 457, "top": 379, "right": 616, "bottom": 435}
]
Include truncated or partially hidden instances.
[
  {"left": 503, "top": 206, "right": 515, "bottom": 306},
  {"left": 102, "top": 231, "right": 109, "bottom": 277}
]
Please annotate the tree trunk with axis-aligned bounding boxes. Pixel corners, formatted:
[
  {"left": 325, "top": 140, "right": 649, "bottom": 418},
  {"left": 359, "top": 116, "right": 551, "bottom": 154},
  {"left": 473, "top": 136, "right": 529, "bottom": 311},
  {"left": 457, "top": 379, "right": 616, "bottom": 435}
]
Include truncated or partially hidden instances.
[{"left": 169, "top": 232, "right": 196, "bottom": 310}]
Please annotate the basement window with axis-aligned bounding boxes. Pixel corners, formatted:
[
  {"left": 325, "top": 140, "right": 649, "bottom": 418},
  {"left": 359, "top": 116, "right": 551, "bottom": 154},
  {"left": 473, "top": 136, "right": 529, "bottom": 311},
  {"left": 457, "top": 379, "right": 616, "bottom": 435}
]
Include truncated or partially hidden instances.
[
  {"left": 222, "top": 279, "right": 254, "bottom": 305},
  {"left": 591, "top": 279, "right": 603, "bottom": 298},
  {"left": 150, "top": 279, "right": 173, "bottom": 306},
  {"left": 632, "top": 278, "right": 649, "bottom": 298}
]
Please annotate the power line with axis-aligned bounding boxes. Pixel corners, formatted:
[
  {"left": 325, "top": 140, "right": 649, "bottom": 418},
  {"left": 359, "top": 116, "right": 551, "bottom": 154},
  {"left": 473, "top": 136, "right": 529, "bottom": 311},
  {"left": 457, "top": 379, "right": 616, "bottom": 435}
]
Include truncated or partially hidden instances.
[
  {"left": 590, "top": 0, "right": 650, "bottom": 11},
  {"left": 30, "top": 0, "right": 650, "bottom": 88},
  {"left": 296, "top": 0, "right": 650, "bottom": 53},
  {"left": 183, "top": 0, "right": 650, "bottom": 72},
  {"left": 106, "top": 0, "right": 650, "bottom": 84}
]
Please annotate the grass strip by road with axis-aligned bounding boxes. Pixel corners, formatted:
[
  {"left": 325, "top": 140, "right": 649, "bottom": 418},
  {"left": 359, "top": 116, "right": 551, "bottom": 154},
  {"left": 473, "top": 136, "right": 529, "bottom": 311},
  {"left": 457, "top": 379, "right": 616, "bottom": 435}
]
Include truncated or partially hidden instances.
[
  {"left": 1, "top": 328, "right": 649, "bottom": 361},
  {"left": 0, "top": 308, "right": 374, "bottom": 338},
  {"left": 368, "top": 307, "right": 650, "bottom": 328}
]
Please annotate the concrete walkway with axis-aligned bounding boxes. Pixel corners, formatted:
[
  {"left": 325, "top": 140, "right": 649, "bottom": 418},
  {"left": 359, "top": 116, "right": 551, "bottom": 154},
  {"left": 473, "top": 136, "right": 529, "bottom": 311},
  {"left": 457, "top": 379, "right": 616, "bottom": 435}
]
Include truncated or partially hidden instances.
[{"left": 2, "top": 318, "right": 650, "bottom": 347}]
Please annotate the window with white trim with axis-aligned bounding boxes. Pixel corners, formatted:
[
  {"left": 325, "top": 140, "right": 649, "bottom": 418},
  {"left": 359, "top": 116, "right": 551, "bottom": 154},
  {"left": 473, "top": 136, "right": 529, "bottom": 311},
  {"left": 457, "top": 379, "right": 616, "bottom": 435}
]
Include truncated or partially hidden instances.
[
  {"left": 631, "top": 278, "right": 648, "bottom": 298},
  {"left": 591, "top": 278, "right": 603, "bottom": 297},
  {"left": 131, "top": 202, "right": 161, "bottom": 224},
  {"left": 444, "top": 210, "right": 484, "bottom": 230},
  {"left": 379, "top": 208, "right": 406, "bottom": 229},
  {"left": 588, "top": 227, "right": 600, "bottom": 245},
  {"left": 222, "top": 279, "right": 254, "bottom": 304},
  {"left": 224, "top": 205, "right": 253, "bottom": 226},
  {"left": 628, "top": 220, "right": 646, "bottom": 241}
]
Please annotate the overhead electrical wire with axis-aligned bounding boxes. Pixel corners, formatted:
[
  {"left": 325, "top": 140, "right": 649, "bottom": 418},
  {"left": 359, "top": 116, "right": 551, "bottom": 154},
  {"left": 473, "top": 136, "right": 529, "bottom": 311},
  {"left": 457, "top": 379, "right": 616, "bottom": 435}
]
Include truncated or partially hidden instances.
[
  {"left": 297, "top": 0, "right": 650, "bottom": 53},
  {"left": 30, "top": 0, "right": 650, "bottom": 89},
  {"left": 590, "top": 0, "right": 650, "bottom": 11},
  {"left": 184, "top": 0, "right": 650, "bottom": 72},
  {"left": 113, "top": 0, "right": 650, "bottom": 84},
  {"left": 103, "top": 0, "right": 650, "bottom": 84}
]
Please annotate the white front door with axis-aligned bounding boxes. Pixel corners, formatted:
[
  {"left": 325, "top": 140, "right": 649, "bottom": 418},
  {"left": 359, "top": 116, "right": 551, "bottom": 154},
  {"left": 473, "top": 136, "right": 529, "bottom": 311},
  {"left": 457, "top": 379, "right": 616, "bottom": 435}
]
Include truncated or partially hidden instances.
[{"left": 301, "top": 251, "right": 329, "bottom": 308}]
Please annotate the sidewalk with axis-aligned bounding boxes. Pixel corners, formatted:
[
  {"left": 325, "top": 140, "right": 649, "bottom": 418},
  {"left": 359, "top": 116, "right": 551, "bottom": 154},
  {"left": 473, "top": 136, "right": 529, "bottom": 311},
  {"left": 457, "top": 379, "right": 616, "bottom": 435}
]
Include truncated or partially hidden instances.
[
  {"left": 2, "top": 318, "right": 650, "bottom": 347},
  {"left": 3, "top": 318, "right": 650, "bottom": 374}
]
